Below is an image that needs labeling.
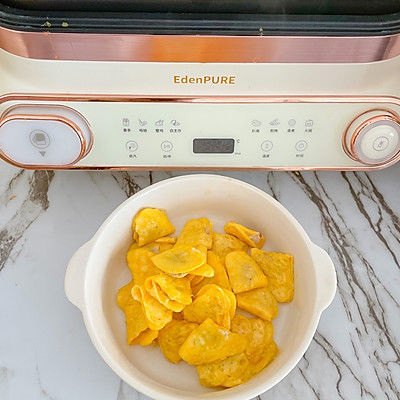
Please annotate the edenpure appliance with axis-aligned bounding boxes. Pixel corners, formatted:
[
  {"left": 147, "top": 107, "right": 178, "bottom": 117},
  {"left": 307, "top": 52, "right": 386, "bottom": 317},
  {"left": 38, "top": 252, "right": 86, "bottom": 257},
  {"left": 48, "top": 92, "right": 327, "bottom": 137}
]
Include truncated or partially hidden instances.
[{"left": 1, "top": 1, "right": 400, "bottom": 170}]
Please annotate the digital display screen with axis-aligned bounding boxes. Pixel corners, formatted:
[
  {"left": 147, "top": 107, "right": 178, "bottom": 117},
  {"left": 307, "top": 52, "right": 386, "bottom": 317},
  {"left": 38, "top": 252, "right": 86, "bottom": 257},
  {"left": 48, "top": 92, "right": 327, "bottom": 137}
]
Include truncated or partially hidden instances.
[{"left": 193, "top": 138, "right": 235, "bottom": 154}]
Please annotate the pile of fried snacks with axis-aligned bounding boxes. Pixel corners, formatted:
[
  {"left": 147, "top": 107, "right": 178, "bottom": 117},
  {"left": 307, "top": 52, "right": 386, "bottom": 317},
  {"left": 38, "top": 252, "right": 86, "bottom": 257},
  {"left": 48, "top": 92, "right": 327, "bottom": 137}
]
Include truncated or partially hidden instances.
[{"left": 117, "top": 208, "right": 294, "bottom": 388}]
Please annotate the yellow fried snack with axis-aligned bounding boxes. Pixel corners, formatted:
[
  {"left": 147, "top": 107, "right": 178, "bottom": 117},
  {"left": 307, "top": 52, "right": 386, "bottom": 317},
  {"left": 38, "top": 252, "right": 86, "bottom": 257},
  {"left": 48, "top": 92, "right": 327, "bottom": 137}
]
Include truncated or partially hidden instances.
[
  {"left": 132, "top": 285, "right": 173, "bottom": 330},
  {"left": 158, "top": 320, "right": 198, "bottom": 364},
  {"left": 126, "top": 247, "right": 161, "bottom": 285},
  {"left": 231, "top": 314, "right": 274, "bottom": 364},
  {"left": 188, "top": 275, "right": 204, "bottom": 287},
  {"left": 225, "top": 251, "right": 268, "bottom": 294},
  {"left": 236, "top": 287, "right": 278, "bottom": 321},
  {"left": 225, "top": 221, "right": 265, "bottom": 248},
  {"left": 155, "top": 236, "right": 177, "bottom": 244},
  {"left": 144, "top": 273, "right": 192, "bottom": 312},
  {"left": 176, "top": 218, "right": 213, "bottom": 249},
  {"left": 192, "top": 251, "right": 231, "bottom": 295},
  {"left": 117, "top": 281, "right": 156, "bottom": 345},
  {"left": 133, "top": 329, "right": 159, "bottom": 346},
  {"left": 179, "top": 318, "right": 247, "bottom": 365},
  {"left": 211, "top": 232, "right": 248, "bottom": 261},
  {"left": 189, "top": 263, "right": 214, "bottom": 278},
  {"left": 183, "top": 284, "right": 235, "bottom": 329},
  {"left": 128, "top": 241, "right": 174, "bottom": 254},
  {"left": 173, "top": 311, "right": 184, "bottom": 320},
  {"left": 151, "top": 245, "right": 206, "bottom": 275},
  {"left": 250, "top": 248, "right": 294, "bottom": 302},
  {"left": 197, "top": 353, "right": 249, "bottom": 388},
  {"left": 132, "top": 208, "right": 175, "bottom": 246},
  {"left": 250, "top": 340, "right": 278, "bottom": 376}
]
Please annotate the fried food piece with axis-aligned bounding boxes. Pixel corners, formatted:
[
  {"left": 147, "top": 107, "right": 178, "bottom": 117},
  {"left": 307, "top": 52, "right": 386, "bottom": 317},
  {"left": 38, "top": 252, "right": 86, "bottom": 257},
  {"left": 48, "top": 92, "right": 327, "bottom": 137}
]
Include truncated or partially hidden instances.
[
  {"left": 144, "top": 273, "right": 192, "bottom": 312},
  {"left": 197, "top": 353, "right": 249, "bottom": 388},
  {"left": 117, "top": 281, "right": 157, "bottom": 345},
  {"left": 178, "top": 318, "right": 247, "bottom": 365},
  {"left": 151, "top": 245, "right": 206, "bottom": 275},
  {"left": 132, "top": 285, "right": 173, "bottom": 330},
  {"left": 250, "top": 248, "right": 294, "bottom": 302},
  {"left": 231, "top": 314, "right": 273, "bottom": 364},
  {"left": 128, "top": 241, "right": 174, "bottom": 254},
  {"left": 158, "top": 320, "right": 198, "bottom": 364},
  {"left": 192, "top": 251, "right": 231, "bottom": 295},
  {"left": 236, "top": 287, "right": 278, "bottom": 321},
  {"left": 155, "top": 237, "right": 177, "bottom": 244},
  {"left": 225, "top": 251, "right": 268, "bottom": 294},
  {"left": 250, "top": 340, "right": 279, "bottom": 376},
  {"left": 211, "top": 232, "right": 248, "bottom": 261},
  {"left": 225, "top": 221, "right": 265, "bottom": 248},
  {"left": 126, "top": 247, "right": 161, "bottom": 285},
  {"left": 132, "top": 208, "right": 175, "bottom": 246},
  {"left": 188, "top": 275, "right": 204, "bottom": 287},
  {"left": 176, "top": 218, "right": 213, "bottom": 249},
  {"left": 183, "top": 284, "right": 235, "bottom": 329}
]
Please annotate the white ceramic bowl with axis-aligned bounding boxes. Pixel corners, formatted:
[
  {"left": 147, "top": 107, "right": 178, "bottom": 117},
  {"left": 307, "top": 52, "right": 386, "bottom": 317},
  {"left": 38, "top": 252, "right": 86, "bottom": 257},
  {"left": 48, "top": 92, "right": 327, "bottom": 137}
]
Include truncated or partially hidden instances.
[{"left": 65, "top": 174, "right": 336, "bottom": 400}]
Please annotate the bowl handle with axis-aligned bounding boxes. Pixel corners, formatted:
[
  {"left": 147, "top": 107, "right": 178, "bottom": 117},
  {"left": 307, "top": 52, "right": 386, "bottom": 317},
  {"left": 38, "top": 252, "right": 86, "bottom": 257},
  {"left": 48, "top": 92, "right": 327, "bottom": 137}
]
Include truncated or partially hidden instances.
[
  {"left": 311, "top": 243, "right": 337, "bottom": 311},
  {"left": 65, "top": 240, "right": 93, "bottom": 311}
]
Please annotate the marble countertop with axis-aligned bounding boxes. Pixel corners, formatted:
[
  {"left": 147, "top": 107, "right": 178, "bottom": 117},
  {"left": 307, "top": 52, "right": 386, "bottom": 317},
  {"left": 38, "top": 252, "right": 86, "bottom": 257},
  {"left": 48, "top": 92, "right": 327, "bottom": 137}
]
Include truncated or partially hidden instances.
[{"left": 0, "top": 164, "right": 399, "bottom": 400}]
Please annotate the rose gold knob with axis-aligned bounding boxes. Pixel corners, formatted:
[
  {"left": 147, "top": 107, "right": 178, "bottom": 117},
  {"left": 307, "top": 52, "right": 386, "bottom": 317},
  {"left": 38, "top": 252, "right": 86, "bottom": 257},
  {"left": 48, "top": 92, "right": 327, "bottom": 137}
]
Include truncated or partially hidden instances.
[{"left": 343, "top": 109, "right": 400, "bottom": 166}]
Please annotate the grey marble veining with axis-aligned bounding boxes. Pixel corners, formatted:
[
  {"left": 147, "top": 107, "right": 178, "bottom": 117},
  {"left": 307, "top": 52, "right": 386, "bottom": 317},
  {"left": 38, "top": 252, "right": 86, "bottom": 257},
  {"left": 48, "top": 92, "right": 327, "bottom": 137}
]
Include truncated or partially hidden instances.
[{"left": 0, "top": 163, "right": 399, "bottom": 400}]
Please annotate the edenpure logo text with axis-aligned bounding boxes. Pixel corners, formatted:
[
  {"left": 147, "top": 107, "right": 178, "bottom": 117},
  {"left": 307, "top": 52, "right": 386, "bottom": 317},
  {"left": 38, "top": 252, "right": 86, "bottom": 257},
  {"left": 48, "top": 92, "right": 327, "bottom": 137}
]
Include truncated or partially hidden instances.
[{"left": 174, "top": 75, "right": 236, "bottom": 85}]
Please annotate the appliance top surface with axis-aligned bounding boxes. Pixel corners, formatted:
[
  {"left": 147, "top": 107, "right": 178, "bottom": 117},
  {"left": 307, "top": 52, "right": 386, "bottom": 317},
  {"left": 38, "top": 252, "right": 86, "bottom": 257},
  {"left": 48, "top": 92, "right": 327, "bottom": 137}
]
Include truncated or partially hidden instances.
[
  {"left": 2, "top": 0, "right": 400, "bottom": 14},
  {"left": 2, "top": 0, "right": 400, "bottom": 37}
]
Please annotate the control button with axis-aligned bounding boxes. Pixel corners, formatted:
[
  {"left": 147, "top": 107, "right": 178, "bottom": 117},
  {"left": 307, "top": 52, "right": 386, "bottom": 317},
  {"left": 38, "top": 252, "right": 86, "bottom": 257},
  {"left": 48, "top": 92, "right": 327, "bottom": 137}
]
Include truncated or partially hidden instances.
[
  {"left": 305, "top": 120, "right": 313, "bottom": 127},
  {"left": 0, "top": 104, "right": 93, "bottom": 169},
  {"left": 30, "top": 130, "right": 50, "bottom": 149},
  {"left": 372, "top": 136, "right": 389, "bottom": 152},
  {"left": 251, "top": 120, "right": 261, "bottom": 127},
  {"left": 0, "top": 117, "right": 84, "bottom": 167},
  {"left": 261, "top": 140, "right": 273, "bottom": 152},
  {"left": 343, "top": 110, "right": 400, "bottom": 166},
  {"left": 269, "top": 118, "right": 280, "bottom": 126},
  {"left": 288, "top": 119, "right": 296, "bottom": 127},
  {"left": 295, "top": 140, "right": 308, "bottom": 152},
  {"left": 161, "top": 141, "right": 173, "bottom": 152},
  {"left": 126, "top": 141, "right": 138, "bottom": 152},
  {"left": 358, "top": 123, "right": 399, "bottom": 162}
]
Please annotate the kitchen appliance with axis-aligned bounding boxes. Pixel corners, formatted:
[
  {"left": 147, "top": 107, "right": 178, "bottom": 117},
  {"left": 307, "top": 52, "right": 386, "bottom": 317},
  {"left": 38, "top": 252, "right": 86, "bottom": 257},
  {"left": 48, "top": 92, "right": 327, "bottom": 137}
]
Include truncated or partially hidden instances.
[
  {"left": 1, "top": 1, "right": 400, "bottom": 170},
  {"left": 65, "top": 174, "right": 337, "bottom": 400}
]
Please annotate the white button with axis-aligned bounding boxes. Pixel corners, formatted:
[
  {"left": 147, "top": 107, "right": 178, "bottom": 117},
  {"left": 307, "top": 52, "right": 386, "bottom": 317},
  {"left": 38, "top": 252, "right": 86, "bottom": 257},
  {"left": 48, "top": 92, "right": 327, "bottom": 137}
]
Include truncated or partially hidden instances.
[
  {"left": 357, "top": 122, "right": 400, "bottom": 163},
  {"left": 161, "top": 141, "right": 173, "bottom": 152},
  {"left": 261, "top": 140, "right": 273, "bottom": 152},
  {"left": 0, "top": 119, "right": 83, "bottom": 166},
  {"left": 126, "top": 141, "right": 138, "bottom": 152},
  {"left": 295, "top": 140, "right": 308, "bottom": 152}
]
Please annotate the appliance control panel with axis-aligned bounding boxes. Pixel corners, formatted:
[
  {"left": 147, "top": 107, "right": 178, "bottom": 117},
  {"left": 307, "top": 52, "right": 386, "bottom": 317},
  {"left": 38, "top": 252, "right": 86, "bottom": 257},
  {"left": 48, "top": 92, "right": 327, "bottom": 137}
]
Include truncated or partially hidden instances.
[{"left": 1, "top": 97, "right": 400, "bottom": 170}]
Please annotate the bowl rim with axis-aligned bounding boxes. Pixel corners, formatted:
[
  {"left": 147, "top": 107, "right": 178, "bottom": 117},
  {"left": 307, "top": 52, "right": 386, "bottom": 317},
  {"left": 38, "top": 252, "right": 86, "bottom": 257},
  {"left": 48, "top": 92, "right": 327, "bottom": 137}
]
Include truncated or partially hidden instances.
[{"left": 72, "top": 174, "right": 333, "bottom": 400}]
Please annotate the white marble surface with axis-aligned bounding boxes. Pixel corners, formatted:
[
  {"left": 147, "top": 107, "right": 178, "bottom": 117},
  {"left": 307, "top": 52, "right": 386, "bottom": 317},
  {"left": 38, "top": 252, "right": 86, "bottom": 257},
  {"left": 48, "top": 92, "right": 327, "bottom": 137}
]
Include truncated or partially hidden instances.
[{"left": 0, "top": 164, "right": 399, "bottom": 400}]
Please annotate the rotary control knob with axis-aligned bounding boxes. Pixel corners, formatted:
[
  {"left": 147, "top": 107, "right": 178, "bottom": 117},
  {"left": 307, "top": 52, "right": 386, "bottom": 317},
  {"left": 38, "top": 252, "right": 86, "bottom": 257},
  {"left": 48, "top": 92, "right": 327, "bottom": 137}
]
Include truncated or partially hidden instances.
[
  {"left": 343, "top": 109, "right": 400, "bottom": 166},
  {"left": 0, "top": 104, "right": 93, "bottom": 168}
]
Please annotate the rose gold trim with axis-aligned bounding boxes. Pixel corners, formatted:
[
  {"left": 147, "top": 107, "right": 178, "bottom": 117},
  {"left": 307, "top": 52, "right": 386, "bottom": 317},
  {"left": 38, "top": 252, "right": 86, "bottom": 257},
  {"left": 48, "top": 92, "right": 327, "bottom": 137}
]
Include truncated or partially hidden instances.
[
  {"left": 3, "top": 93, "right": 400, "bottom": 105},
  {"left": 1, "top": 103, "right": 94, "bottom": 156},
  {"left": 2, "top": 93, "right": 400, "bottom": 170},
  {"left": 2, "top": 27, "right": 400, "bottom": 63},
  {"left": 0, "top": 113, "right": 86, "bottom": 169}
]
